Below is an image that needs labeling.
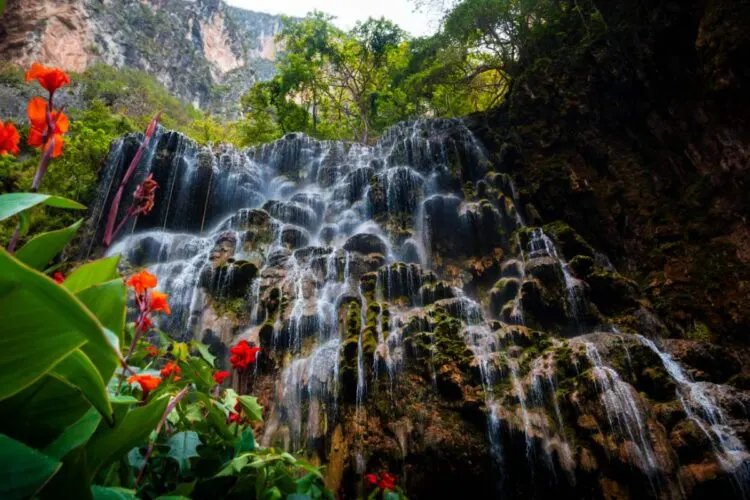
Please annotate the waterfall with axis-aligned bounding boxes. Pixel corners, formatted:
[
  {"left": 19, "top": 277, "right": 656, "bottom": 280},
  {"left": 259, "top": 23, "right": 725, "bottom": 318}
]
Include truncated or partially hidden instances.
[{"left": 94, "top": 120, "right": 749, "bottom": 498}]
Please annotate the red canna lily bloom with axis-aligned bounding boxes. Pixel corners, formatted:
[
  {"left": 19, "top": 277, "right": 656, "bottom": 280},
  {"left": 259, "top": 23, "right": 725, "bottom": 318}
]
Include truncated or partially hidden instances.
[
  {"left": 229, "top": 340, "right": 261, "bottom": 370},
  {"left": 145, "top": 345, "right": 159, "bottom": 357},
  {"left": 378, "top": 478, "right": 395, "bottom": 491},
  {"left": 52, "top": 272, "right": 66, "bottom": 284},
  {"left": 25, "top": 63, "right": 70, "bottom": 94},
  {"left": 128, "top": 374, "right": 162, "bottom": 393},
  {"left": 364, "top": 473, "right": 378, "bottom": 486},
  {"left": 228, "top": 412, "right": 242, "bottom": 424},
  {"left": 150, "top": 291, "right": 171, "bottom": 315},
  {"left": 127, "top": 270, "right": 158, "bottom": 294},
  {"left": 27, "top": 97, "right": 69, "bottom": 158},
  {"left": 0, "top": 120, "right": 20, "bottom": 156},
  {"left": 213, "top": 370, "right": 230, "bottom": 384},
  {"left": 380, "top": 472, "right": 396, "bottom": 484},
  {"left": 160, "top": 361, "right": 181, "bottom": 379}
]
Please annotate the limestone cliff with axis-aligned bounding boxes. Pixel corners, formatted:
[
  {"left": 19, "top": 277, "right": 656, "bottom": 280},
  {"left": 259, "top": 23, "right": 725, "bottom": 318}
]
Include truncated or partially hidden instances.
[{"left": 0, "top": 0, "right": 285, "bottom": 115}]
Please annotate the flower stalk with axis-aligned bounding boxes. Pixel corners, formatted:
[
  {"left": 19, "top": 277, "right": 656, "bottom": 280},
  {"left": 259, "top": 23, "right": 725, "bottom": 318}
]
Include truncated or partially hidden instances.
[{"left": 103, "top": 113, "right": 161, "bottom": 246}]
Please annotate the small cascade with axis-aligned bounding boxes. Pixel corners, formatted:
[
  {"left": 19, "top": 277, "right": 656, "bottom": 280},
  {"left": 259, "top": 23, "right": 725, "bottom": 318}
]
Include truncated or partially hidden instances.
[
  {"left": 636, "top": 334, "right": 750, "bottom": 496},
  {"left": 583, "top": 341, "right": 661, "bottom": 477},
  {"left": 527, "top": 228, "right": 585, "bottom": 326}
]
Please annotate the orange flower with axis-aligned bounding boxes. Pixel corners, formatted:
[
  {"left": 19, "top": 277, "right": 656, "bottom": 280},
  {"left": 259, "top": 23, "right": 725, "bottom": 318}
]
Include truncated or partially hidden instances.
[
  {"left": 27, "top": 97, "right": 69, "bottom": 158},
  {"left": 25, "top": 63, "right": 70, "bottom": 93},
  {"left": 0, "top": 120, "right": 20, "bottom": 156},
  {"left": 145, "top": 345, "right": 159, "bottom": 357},
  {"left": 127, "top": 374, "right": 162, "bottom": 393},
  {"left": 127, "top": 270, "right": 158, "bottom": 294},
  {"left": 160, "top": 361, "right": 181, "bottom": 379},
  {"left": 150, "top": 291, "right": 171, "bottom": 315}
]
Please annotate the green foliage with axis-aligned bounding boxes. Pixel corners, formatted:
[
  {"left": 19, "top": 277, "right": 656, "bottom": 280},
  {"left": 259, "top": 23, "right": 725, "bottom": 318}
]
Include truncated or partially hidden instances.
[{"left": 0, "top": 194, "right": 332, "bottom": 499}]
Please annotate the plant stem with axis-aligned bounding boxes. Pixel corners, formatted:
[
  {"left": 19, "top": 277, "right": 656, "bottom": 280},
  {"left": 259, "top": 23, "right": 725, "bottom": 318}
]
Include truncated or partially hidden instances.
[
  {"left": 103, "top": 113, "right": 160, "bottom": 246},
  {"left": 136, "top": 385, "right": 191, "bottom": 486}
]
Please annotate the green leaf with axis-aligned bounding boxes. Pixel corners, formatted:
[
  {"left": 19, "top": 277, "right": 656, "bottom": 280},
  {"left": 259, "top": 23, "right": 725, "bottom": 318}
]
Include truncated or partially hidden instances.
[
  {"left": 183, "top": 357, "right": 215, "bottom": 391},
  {"left": 109, "top": 395, "right": 139, "bottom": 405},
  {"left": 49, "top": 350, "right": 114, "bottom": 425},
  {"left": 15, "top": 219, "right": 83, "bottom": 270},
  {"left": 166, "top": 431, "right": 202, "bottom": 474},
  {"left": 85, "top": 394, "right": 169, "bottom": 479},
  {"left": 43, "top": 409, "right": 102, "bottom": 460},
  {"left": 234, "top": 428, "right": 256, "bottom": 454},
  {"left": 76, "top": 279, "right": 127, "bottom": 381},
  {"left": 17, "top": 210, "right": 30, "bottom": 239},
  {"left": 91, "top": 486, "right": 138, "bottom": 500},
  {"left": 383, "top": 491, "right": 400, "bottom": 500},
  {"left": 0, "top": 248, "right": 107, "bottom": 401},
  {"left": 238, "top": 395, "right": 264, "bottom": 423},
  {"left": 0, "top": 193, "right": 85, "bottom": 222},
  {"left": 192, "top": 341, "right": 216, "bottom": 367},
  {"left": 63, "top": 256, "right": 121, "bottom": 294},
  {"left": 0, "top": 433, "right": 62, "bottom": 499}
]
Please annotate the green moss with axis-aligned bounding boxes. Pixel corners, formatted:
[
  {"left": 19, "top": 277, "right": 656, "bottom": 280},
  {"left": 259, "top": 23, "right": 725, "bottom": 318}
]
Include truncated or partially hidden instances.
[
  {"left": 685, "top": 321, "right": 714, "bottom": 342},
  {"left": 543, "top": 220, "right": 595, "bottom": 259}
]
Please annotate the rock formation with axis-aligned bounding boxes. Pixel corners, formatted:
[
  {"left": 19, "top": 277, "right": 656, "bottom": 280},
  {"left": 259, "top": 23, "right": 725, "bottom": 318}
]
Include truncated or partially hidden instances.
[{"left": 0, "top": 0, "right": 285, "bottom": 114}]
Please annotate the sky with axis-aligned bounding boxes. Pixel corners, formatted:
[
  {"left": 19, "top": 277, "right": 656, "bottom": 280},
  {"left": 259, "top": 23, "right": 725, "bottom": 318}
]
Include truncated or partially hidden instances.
[{"left": 226, "top": 0, "right": 442, "bottom": 37}]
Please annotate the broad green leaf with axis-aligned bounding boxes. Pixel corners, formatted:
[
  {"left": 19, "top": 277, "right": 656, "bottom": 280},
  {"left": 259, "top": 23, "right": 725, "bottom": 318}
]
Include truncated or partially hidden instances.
[
  {"left": 91, "top": 486, "right": 138, "bottom": 500},
  {"left": 166, "top": 431, "right": 202, "bottom": 474},
  {"left": 183, "top": 357, "right": 215, "bottom": 391},
  {"left": 0, "top": 248, "right": 105, "bottom": 401},
  {"left": 127, "top": 447, "right": 145, "bottom": 469},
  {"left": 194, "top": 393, "right": 234, "bottom": 441},
  {"left": 15, "top": 219, "right": 83, "bottom": 270},
  {"left": 288, "top": 495, "right": 313, "bottom": 500},
  {"left": 0, "top": 193, "right": 85, "bottom": 222},
  {"left": 383, "top": 491, "right": 400, "bottom": 500},
  {"left": 43, "top": 409, "right": 102, "bottom": 460},
  {"left": 109, "top": 395, "right": 139, "bottom": 405},
  {"left": 63, "top": 256, "right": 121, "bottom": 294},
  {"left": 238, "top": 395, "right": 264, "bottom": 423},
  {"left": 0, "top": 377, "right": 89, "bottom": 450},
  {"left": 235, "top": 428, "right": 256, "bottom": 454},
  {"left": 76, "top": 279, "right": 127, "bottom": 380},
  {"left": 49, "top": 350, "right": 113, "bottom": 425},
  {"left": 85, "top": 394, "right": 169, "bottom": 478},
  {"left": 0, "top": 433, "right": 61, "bottom": 499},
  {"left": 192, "top": 341, "right": 216, "bottom": 367}
]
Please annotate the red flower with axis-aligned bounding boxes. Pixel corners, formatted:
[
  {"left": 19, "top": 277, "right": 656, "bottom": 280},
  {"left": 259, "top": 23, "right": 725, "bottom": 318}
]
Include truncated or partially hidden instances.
[
  {"left": 213, "top": 370, "right": 230, "bottom": 384},
  {"left": 129, "top": 174, "right": 159, "bottom": 217},
  {"left": 229, "top": 412, "right": 242, "bottom": 424},
  {"left": 136, "top": 315, "right": 153, "bottom": 334},
  {"left": 229, "top": 340, "right": 261, "bottom": 370},
  {"left": 25, "top": 63, "right": 71, "bottom": 94},
  {"left": 126, "top": 270, "right": 158, "bottom": 294},
  {"left": 145, "top": 345, "right": 159, "bottom": 357},
  {"left": 0, "top": 120, "right": 20, "bottom": 156},
  {"left": 160, "top": 361, "right": 181, "bottom": 379},
  {"left": 150, "top": 290, "right": 171, "bottom": 315},
  {"left": 365, "top": 473, "right": 378, "bottom": 485},
  {"left": 52, "top": 272, "right": 66, "bottom": 284},
  {"left": 128, "top": 374, "right": 162, "bottom": 393},
  {"left": 27, "top": 97, "right": 69, "bottom": 158}
]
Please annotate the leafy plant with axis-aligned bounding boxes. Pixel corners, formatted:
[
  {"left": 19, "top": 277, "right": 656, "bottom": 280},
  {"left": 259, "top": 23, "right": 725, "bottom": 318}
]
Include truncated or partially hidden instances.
[{"left": 0, "top": 63, "right": 332, "bottom": 500}]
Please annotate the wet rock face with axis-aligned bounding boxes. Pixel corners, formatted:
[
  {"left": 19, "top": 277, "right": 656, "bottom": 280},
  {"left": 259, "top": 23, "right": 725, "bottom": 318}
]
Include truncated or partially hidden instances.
[{"left": 98, "top": 110, "right": 750, "bottom": 495}]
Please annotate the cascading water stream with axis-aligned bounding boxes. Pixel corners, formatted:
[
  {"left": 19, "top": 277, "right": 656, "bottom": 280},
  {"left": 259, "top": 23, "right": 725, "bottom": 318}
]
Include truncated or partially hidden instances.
[{"left": 94, "top": 120, "right": 749, "bottom": 498}]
